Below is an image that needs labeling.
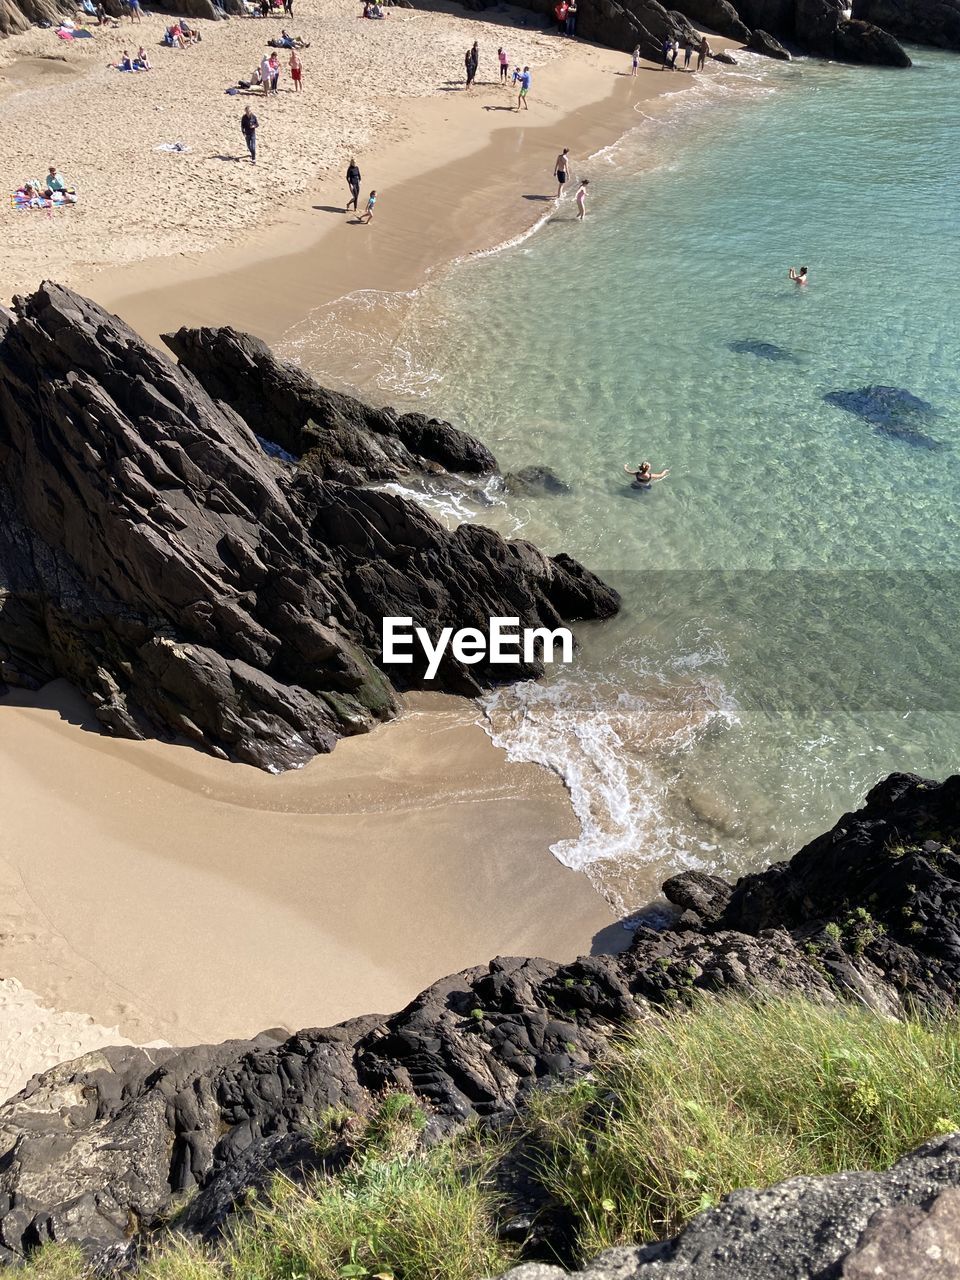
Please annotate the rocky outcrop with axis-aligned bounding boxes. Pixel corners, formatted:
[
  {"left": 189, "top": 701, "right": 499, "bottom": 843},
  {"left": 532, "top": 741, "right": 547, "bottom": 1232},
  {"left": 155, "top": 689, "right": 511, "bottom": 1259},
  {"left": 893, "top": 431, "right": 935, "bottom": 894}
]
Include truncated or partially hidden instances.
[
  {"left": 0, "top": 283, "right": 618, "bottom": 771},
  {"left": 495, "top": 1139, "right": 960, "bottom": 1279},
  {"left": 854, "top": 0, "right": 960, "bottom": 50},
  {"left": 745, "top": 25, "right": 791, "bottom": 54},
  {"left": 664, "top": 0, "right": 750, "bottom": 38},
  {"left": 1, "top": 771, "right": 959, "bottom": 1261},
  {"left": 836, "top": 15, "right": 912, "bottom": 61}
]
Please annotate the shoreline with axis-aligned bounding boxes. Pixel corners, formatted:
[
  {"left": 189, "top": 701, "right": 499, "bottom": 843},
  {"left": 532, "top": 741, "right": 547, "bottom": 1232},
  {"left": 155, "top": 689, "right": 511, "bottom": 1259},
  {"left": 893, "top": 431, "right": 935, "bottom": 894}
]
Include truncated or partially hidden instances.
[{"left": 0, "top": 20, "right": 742, "bottom": 1101}]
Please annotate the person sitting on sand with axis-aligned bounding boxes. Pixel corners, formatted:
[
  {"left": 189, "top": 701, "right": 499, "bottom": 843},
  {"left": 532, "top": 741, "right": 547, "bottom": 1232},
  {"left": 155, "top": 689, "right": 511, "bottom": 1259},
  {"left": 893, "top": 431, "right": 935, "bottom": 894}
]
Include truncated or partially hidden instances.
[
  {"left": 45, "top": 165, "right": 66, "bottom": 193},
  {"left": 165, "top": 23, "right": 185, "bottom": 46},
  {"left": 134, "top": 44, "right": 150, "bottom": 68},
  {"left": 623, "top": 460, "right": 670, "bottom": 488},
  {"left": 789, "top": 265, "right": 809, "bottom": 286}
]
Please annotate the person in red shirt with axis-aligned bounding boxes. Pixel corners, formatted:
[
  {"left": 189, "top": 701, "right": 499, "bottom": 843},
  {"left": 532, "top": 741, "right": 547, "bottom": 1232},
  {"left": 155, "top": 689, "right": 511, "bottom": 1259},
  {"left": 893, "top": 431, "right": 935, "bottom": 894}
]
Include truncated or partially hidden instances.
[{"left": 554, "top": 0, "right": 568, "bottom": 34}]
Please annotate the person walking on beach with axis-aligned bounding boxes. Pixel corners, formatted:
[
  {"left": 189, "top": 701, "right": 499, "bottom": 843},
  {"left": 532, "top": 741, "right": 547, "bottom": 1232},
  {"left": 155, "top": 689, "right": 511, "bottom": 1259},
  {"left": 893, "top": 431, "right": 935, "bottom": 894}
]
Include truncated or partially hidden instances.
[
  {"left": 516, "top": 65, "right": 531, "bottom": 110},
  {"left": 683, "top": 38, "right": 694, "bottom": 68},
  {"left": 631, "top": 44, "right": 641, "bottom": 75},
  {"left": 565, "top": 0, "right": 577, "bottom": 35},
  {"left": 697, "top": 35, "right": 710, "bottom": 69},
  {"left": 346, "top": 158, "right": 361, "bottom": 210},
  {"left": 128, "top": 0, "right": 141, "bottom": 23},
  {"left": 498, "top": 46, "right": 509, "bottom": 82},
  {"left": 554, "top": 147, "right": 570, "bottom": 198},
  {"left": 465, "top": 41, "right": 478, "bottom": 90},
  {"left": 240, "top": 105, "right": 258, "bottom": 164},
  {"left": 576, "top": 177, "right": 589, "bottom": 219},
  {"left": 359, "top": 190, "right": 377, "bottom": 223}
]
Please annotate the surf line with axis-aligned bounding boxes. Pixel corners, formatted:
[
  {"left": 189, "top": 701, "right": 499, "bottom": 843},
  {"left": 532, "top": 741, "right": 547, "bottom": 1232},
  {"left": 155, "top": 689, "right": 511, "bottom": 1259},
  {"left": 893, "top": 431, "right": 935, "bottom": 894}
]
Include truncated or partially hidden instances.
[{"left": 382, "top": 616, "right": 574, "bottom": 681}]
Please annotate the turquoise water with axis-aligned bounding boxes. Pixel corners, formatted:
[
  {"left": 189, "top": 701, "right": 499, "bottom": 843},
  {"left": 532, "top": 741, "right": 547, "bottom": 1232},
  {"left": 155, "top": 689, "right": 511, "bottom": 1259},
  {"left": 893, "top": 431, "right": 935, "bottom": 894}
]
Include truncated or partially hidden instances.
[{"left": 283, "top": 49, "right": 960, "bottom": 911}]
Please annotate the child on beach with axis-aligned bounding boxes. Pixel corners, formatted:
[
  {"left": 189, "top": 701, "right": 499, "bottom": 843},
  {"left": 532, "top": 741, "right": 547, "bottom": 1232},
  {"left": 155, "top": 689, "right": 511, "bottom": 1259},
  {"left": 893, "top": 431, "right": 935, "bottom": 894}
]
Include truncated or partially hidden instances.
[
  {"left": 289, "top": 49, "right": 302, "bottom": 90},
  {"left": 631, "top": 45, "right": 640, "bottom": 75},
  {"left": 576, "top": 178, "right": 589, "bottom": 219},
  {"left": 359, "top": 190, "right": 376, "bottom": 223}
]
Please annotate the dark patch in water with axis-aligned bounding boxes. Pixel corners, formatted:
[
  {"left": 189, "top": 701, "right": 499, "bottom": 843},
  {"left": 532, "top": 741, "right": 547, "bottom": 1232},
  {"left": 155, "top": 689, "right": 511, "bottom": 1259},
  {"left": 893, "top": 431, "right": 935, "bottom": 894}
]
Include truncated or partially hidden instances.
[
  {"left": 824, "top": 385, "right": 946, "bottom": 451},
  {"left": 729, "top": 338, "right": 798, "bottom": 363}
]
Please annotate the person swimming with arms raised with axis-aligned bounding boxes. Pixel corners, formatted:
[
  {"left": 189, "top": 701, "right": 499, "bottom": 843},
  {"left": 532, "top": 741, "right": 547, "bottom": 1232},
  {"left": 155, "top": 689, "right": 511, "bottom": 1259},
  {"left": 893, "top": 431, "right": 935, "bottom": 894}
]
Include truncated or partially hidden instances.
[
  {"left": 788, "top": 265, "right": 809, "bottom": 286},
  {"left": 623, "top": 460, "right": 670, "bottom": 489}
]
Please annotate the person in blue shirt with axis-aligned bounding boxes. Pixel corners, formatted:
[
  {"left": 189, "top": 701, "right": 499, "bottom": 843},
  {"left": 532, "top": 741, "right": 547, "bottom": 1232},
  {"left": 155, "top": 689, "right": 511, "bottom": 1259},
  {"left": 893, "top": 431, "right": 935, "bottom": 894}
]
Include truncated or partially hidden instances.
[{"left": 516, "top": 66, "right": 531, "bottom": 110}]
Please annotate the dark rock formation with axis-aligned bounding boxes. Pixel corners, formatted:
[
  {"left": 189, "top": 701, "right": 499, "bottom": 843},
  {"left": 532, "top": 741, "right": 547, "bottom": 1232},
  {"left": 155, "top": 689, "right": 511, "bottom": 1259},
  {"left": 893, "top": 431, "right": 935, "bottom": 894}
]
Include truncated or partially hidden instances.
[
  {"left": 664, "top": 0, "right": 750, "bottom": 40},
  {"left": 163, "top": 325, "right": 497, "bottom": 485},
  {"left": 0, "top": 0, "right": 231, "bottom": 32},
  {"left": 745, "top": 25, "right": 792, "bottom": 53},
  {"left": 824, "top": 385, "right": 944, "bottom": 450},
  {"left": 494, "top": 1138, "right": 960, "bottom": 1278},
  {"left": 836, "top": 15, "right": 913, "bottom": 61},
  {"left": 0, "top": 283, "right": 618, "bottom": 771},
  {"left": 2, "top": 771, "right": 959, "bottom": 1261},
  {"left": 502, "top": 466, "right": 573, "bottom": 496},
  {"left": 854, "top": 0, "right": 960, "bottom": 50}
]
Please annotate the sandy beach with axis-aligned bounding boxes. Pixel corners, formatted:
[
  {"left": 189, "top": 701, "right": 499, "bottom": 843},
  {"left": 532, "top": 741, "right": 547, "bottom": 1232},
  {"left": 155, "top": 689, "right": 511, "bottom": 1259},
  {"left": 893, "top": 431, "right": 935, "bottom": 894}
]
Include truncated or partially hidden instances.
[
  {"left": 0, "top": 683, "right": 622, "bottom": 1102},
  {"left": 0, "top": 5, "right": 742, "bottom": 1102}
]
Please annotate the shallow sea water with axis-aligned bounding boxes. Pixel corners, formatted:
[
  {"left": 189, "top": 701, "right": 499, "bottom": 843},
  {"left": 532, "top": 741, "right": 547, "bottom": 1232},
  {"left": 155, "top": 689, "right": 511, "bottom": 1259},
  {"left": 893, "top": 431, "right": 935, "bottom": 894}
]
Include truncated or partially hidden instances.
[{"left": 281, "top": 49, "right": 960, "bottom": 912}]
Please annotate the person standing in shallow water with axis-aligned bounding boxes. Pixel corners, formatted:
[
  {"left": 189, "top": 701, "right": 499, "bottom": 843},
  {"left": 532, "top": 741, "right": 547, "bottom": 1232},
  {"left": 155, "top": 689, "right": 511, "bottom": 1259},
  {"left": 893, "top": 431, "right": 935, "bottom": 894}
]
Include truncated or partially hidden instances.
[
  {"left": 623, "top": 460, "right": 670, "bottom": 488},
  {"left": 576, "top": 177, "right": 589, "bottom": 220},
  {"left": 346, "top": 158, "right": 361, "bottom": 211},
  {"left": 789, "top": 265, "right": 809, "bottom": 286},
  {"left": 697, "top": 35, "right": 710, "bottom": 69},
  {"left": 683, "top": 38, "right": 694, "bottom": 68},
  {"left": 631, "top": 44, "right": 641, "bottom": 76}
]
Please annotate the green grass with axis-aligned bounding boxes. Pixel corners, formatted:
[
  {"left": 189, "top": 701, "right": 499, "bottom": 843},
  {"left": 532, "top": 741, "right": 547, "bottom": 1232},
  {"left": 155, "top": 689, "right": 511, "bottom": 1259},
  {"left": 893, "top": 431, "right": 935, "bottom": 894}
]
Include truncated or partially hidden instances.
[
  {"left": 14, "top": 1000, "right": 960, "bottom": 1280},
  {"left": 528, "top": 996, "right": 960, "bottom": 1258}
]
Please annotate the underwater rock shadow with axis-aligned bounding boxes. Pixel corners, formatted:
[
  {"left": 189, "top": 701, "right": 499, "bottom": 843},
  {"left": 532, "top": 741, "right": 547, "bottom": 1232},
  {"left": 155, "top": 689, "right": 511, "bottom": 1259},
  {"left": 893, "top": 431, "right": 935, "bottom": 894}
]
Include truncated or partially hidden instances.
[
  {"left": 824, "top": 385, "right": 947, "bottom": 451},
  {"left": 728, "top": 338, "right": 800, "bottom": 363}
]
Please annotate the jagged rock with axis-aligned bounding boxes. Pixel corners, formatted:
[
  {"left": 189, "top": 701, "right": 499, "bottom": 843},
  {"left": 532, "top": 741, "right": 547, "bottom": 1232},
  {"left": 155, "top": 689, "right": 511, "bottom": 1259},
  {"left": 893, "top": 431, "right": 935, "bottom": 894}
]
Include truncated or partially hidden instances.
[
  {"left": 668, "top": 0, "right": 750, "bottom": 40},
  {"left": 494, "top": 1136, "right": 960, "bottom": 1278},
  {"left": 746, "top": 25, "right": 792, "bottom": 54},
  {"left": 854, "top": 0, "right": 960, "bottom": 50},
  {"left": 2, "top": 773, "right": 959, "bottom": 1260},
  {"left": 0, "top": 283, "right": 619, "bottom": 770},
  {"left": 502, "top": 466, "right": 572, "bottom": 497},
  {"left": 163, "top": 326, "right": 497, "bottom": 485},
  {"left": 836, "top": 15, "right": 912, "bottom": 61}
]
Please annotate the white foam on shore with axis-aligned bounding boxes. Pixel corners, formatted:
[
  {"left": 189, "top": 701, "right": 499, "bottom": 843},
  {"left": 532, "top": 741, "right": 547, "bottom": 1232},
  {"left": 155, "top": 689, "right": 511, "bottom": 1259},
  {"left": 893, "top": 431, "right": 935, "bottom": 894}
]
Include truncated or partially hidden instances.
[{"left": 479, "top": 647, "right": 739, "bottom": 911}]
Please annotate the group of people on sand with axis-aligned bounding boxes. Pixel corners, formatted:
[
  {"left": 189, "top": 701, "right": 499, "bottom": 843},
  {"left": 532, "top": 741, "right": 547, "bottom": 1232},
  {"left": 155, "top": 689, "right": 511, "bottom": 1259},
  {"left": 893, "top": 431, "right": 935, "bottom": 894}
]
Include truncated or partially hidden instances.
[
  {"left": 362, "top": 2, "right": 388, "bottom": 17},
  {"left": 660, "top": 34, "right": 710, "bottom": 70},
  {"left": 256, "top": 48, "right": 301, "bottom": 92},
  {"left": 111, "top": 45, "right": 150, "bottom": 69},
  {"left": 467, "top": 45, "right": 531, "bottom": 109},
  {"left": 553, "top": 0, "right": 577, "bottom": 36},
  {"left": 344, "top": 158, "right": 375, "bottom": 221},
  {"left": 16, "top": 164, "right": 77, "bottom": 206},
  {"left": 163, "top": 19, "right": 200, "bottom": 46}
]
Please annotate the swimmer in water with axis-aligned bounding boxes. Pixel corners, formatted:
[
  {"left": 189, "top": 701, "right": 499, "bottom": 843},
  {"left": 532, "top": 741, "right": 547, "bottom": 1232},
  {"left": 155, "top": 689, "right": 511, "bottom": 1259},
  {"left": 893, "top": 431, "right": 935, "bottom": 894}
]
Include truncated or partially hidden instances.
[
  {"left": 624, "top": 461, "right": 670, "bottom": 488},
  {"left": 788, "top": 265, "right": 808, "bottom": 285}
]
